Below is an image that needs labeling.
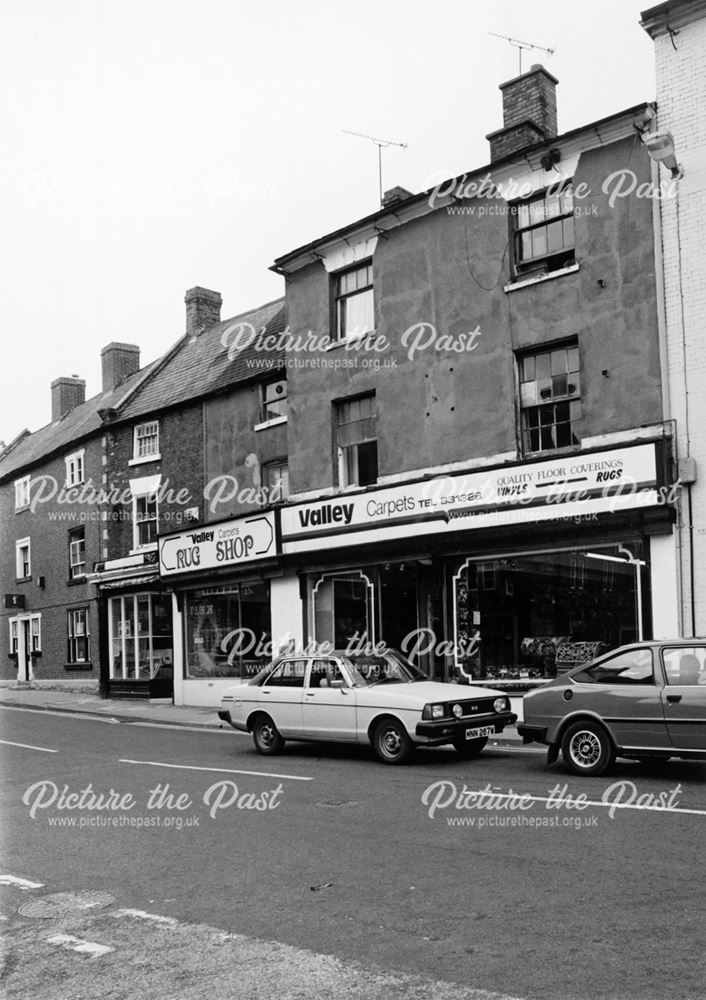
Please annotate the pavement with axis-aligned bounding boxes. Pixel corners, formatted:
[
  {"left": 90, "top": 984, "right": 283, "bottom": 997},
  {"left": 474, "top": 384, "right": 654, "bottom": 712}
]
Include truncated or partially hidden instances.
[{"left": 0, "top": 685, "right": 525, "bottom": 743}]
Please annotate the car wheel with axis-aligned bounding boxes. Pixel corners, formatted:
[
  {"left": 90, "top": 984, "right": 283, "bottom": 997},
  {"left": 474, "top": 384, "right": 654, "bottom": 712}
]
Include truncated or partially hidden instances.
[
  {"left": 251, "top": 714, "right": 285, "bottom": 755},
  {"left": 373, "top": 718, "right": 413, "bottom": 765},
  {"left": 561, "top": 720, "right": 614, "bottom": 777},
  {"left": 452, "top": 736, "right": 488, "bottom": 757}
]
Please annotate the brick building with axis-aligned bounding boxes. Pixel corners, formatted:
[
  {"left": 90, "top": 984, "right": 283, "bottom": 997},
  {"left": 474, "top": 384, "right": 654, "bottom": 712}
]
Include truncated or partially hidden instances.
[
  {"left": 89, "top": 289, "right": 286, "bottom": 700},
  {"left": 641, "top": 0, "right": 706, "bottom": 636},
  {"left": 0, "top": 361, "right": 155, "bottom": 688}
]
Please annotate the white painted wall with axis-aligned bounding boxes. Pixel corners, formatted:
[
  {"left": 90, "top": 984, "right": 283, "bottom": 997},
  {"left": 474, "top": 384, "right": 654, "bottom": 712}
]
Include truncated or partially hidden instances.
[
  {"left": 649, "top": 534, "right": 680, "bottom": 638},
  {"left": 270, "top": 575, "right": 304, "bottom": 653},
  {"left": 649, "top": 6, "right": 706, "bottom": 635}
]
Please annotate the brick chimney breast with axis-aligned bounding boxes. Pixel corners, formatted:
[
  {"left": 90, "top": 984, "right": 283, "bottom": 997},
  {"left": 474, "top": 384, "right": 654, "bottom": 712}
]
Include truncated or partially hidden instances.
[
  {"left": 185, "top": 286, "right": 222, "bottom": 337},
  {"left": 51, "top": 376, "right": 86, "bottom": 422},
  {"left": 486, "top": 63, "right": 559, "bottom": 162},
  {"left": 101, "top": 343, "right": 140, "bottom": 393}
]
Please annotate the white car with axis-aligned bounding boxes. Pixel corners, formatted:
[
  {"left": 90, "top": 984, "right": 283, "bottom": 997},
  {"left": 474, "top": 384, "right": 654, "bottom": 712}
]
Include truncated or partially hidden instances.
[{"left": 218, "top": 650, "right": 517, "bottom": 764}]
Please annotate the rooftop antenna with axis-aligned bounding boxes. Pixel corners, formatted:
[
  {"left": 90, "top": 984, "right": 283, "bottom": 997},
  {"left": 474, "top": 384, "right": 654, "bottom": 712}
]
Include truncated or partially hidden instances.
[
  {"left": 342, "top": 129, "right": 408, "bottom": 208},
  {"left": 488, "top": 32, "right": 555, "bottom": 74}
]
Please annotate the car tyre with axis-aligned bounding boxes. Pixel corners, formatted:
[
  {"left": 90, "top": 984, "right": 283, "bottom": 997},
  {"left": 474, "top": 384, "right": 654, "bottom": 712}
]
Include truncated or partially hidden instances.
[
  {"left": 373, "top": 718, "right": 413, "bottom": 765},
  {"left": 251, "top": 714, "right": 285, "bottom": 756},
  {"left": 452, "top": 736, "right": 488, "bottom": 757},
  {"left": 561, "top": 720, "right": 614, "bottom": 776}
]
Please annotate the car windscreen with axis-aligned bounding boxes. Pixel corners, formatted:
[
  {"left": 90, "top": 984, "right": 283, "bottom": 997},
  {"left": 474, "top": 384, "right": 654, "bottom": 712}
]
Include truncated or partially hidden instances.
[{"left": 345, "top": 652, "right": 427, "bottom": 686}]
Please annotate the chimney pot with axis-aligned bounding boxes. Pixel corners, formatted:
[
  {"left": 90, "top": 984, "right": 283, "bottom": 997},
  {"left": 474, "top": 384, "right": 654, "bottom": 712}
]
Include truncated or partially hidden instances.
[
  {"left": 185, "top": 286, "right": 222, "bottom": 336},
  {"left": 101, "top": 342, "right": 140, "bottom": 393},
  {"left": 51, "top": 376, "right": 86, "bottom": 422}
]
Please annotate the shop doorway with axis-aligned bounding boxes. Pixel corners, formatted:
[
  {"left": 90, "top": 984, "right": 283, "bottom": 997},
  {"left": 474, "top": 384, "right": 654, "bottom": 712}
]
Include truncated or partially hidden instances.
[{"left": 379, "top": 562, "right": 419, "bottom": 651}]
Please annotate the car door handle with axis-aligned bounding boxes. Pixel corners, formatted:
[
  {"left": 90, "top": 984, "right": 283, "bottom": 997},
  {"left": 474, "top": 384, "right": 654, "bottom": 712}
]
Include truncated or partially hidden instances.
[
  {"left": 261, "top": 690, "right": 271, "bottom": 695},
  {"left": 305, "top": 692, "right": 315, "bottom": 697},
  {"left": 667, "top": 694, "right": 682, "bottom": 703}
]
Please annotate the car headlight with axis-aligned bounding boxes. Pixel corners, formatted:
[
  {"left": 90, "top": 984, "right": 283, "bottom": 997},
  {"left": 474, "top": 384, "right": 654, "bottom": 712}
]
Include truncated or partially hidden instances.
[
  {"left": 422, "top": 703, "right": 446, "bottom": 720},
  {"left": 494, "top": 697, "right": 509, "bottom": 713}
]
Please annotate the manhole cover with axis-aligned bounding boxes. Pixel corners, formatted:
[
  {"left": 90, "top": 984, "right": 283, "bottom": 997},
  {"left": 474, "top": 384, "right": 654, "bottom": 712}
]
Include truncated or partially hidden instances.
[
  {"left": 19, "top": 891, "right": 115, "bottom": 918},
  {"left": 316, "top": 799, "right": 357, "bottom": 809}
]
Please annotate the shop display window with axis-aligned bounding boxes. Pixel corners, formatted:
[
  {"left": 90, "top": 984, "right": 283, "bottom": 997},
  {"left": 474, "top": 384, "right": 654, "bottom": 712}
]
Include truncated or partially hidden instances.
[
  {"left": 109, "top": 593, "right": 173, "bottom": 680},
  {"left": 452, "top": 543, "right": 648, "bottom": 681},
  {"left": 185, "top": 582, "right": 270, "bottom": 679}
]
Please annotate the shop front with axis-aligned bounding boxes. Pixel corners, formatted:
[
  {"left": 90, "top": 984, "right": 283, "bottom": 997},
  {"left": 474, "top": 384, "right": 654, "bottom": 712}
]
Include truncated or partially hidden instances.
[
  {"left": 282, "top": 440, "right": 678, "bottom": 684},
  {"left": 158, "top": 511, "right": 290, "bottom": 706},
  {"left": 90, "top": 552, "right": 174, "bottom": 699}
]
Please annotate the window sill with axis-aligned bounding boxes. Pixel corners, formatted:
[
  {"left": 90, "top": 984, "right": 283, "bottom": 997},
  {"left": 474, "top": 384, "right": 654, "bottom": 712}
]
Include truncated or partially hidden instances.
[
  {"left": 67, "top": 576, "right": 88, "bottom": 586},
  {"left": 522, "top": 442, "right": 583, "bottom": 460},
  {"left": 504, "top": 263, "right": 579, "bottom": 293},
  {"left": 128, "top": 454, "right": 162, "bottom": 467},
  {"left": 254, "top": 415, "right": 287, "bottom": 432},
  {"left": 325, "top": 331, "right": 377, "bottom": 352},
  {"left": 15, "top": 505, "right": 30, "bottom": 514},
  {"left": 15, "top": 576, "right": 31, "bottom": 584},
  {"left": 129, "top": 544, "right": 158, "bottom": 556},
  {"left": 65, "top": 663, "right": 93, "bottom": 671}
]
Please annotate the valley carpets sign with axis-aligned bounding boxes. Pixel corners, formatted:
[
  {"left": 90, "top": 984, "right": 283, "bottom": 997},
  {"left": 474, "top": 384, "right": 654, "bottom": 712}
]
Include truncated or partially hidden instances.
[
  {"left": 159, "top": 513, "right": 276, "bottom": 577},
  {"left": 281, "top": 443, "right": 662, "bottom": 554}
]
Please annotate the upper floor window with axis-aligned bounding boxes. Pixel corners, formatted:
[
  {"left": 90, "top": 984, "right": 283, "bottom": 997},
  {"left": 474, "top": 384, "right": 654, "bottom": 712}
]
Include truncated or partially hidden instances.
[
  {"left": 261, "top": 378, "right": 287, "bottom": 422},
  {"left": 513, "top": 184, "right": 574, "bottom": 278},
  {"left": 336, "top": 394, "right": 378, "bottom": 488},
  {"left": 519, "top": 343, "right": 580, "bottom": 454},
  {"left": 15, "top": 538, "right": 31, "bottom": 579},
  {"left": 262, "top": 460, "right": 289, "bottom": 503},
  {"left": 65, "top": 449, "right": 85, "bottom": 487},
  {"left": 133, "top": 421, "right": 160, "bottom": 461},
  {"left": 333, "top": 261, "right": 374, "bottom": 341},
  {"left": 14, "top": 476, "right": 30, "bottom": 511},
  {"left": 69, "top": 526, "right": 86, "bottom": 579},
  {"left": 134, "top": 494, "right": 158, "bottom": 548}
]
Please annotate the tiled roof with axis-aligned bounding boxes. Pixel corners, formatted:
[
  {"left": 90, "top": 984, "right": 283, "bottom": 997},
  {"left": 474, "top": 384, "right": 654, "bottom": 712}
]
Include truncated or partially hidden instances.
[
  {"left": 117, "top": 297, "right": 286, "bottom": 421},
  {"left": 0, "top": 296, "right": 286, "bottom": 482},
  {"left": 0, "top": 362, "right": 159, "bottom": 483}
]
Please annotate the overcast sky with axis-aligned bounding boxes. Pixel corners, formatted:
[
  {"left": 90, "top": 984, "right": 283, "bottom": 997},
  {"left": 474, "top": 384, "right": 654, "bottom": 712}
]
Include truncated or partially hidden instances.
[{"left": 1, "top": 0, "right": 657, "bottom": 443}]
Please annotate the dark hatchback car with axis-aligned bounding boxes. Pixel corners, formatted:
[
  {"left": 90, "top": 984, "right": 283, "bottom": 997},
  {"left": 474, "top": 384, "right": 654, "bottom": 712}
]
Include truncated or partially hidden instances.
[{"left": 519, "top": 639, "right": 706, "bottom": 775}]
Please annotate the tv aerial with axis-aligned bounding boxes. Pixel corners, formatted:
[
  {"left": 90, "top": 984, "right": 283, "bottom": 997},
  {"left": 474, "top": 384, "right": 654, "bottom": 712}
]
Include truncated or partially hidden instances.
[
  {"left": 342, "top": 129, "right": 408, "bottom": 208},
  {"left": 488, "top": 32, "right": 555, "bottom": 74}
]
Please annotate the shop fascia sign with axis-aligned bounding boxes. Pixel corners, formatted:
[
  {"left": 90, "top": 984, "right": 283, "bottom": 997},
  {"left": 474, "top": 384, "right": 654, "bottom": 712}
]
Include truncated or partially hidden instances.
[
  {"left": 159, "top": 512, "right": 276, "bottom": 577},
  {"left": 281, "top": 442, "right": 660, "bottom": 554}
]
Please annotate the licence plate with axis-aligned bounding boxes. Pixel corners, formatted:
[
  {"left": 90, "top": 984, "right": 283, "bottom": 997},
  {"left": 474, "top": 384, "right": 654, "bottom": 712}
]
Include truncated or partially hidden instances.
[{"left": 465, "top": 726, "right": 496, "bottom": 739}]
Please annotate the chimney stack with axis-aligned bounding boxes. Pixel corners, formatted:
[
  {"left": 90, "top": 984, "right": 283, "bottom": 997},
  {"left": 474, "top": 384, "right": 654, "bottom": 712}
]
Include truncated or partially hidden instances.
[
  {"left": 382, "top": 186, "right": 413, "bottom": 209},
  {"left": 51, "top": 376, "right": 86, "bottom": 422},
  {"left": 101, "top": 342, "right": 140, "bottom": 393},
  {"left": 486, "top": 64, "right": 558, "bottom": 162},
  {"left": 185, "top": 287, "right": 222, "bottom": 336}
]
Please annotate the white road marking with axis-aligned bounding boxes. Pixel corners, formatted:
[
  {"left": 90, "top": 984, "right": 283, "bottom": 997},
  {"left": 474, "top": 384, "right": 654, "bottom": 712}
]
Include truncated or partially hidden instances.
[
  {"left": 47, "top": 934, "right": 114, "bottom": 957},
  {"left": 112, "top": 908, "right": 178, "bottom": 926},
  {"left": 0, "top": 875, "right": 45, "bottom": 889},
  {"left": 118, "top": 758, "right": 314, "bottom": 781},
  {"left": 455, "top": 789, "right": 706, "bottom": 817},
  {"left": 0, "top": 739, "right": 57, "bottom": 753}
]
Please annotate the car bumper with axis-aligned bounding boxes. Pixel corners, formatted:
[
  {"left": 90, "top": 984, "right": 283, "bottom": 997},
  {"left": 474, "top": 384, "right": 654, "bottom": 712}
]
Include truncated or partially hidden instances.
[
  {"left": 415, "top": 711, "right": 517, "bottom": 745},
  {"left": 517, "top": 724, "right": 549, "bottom": 745}
]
